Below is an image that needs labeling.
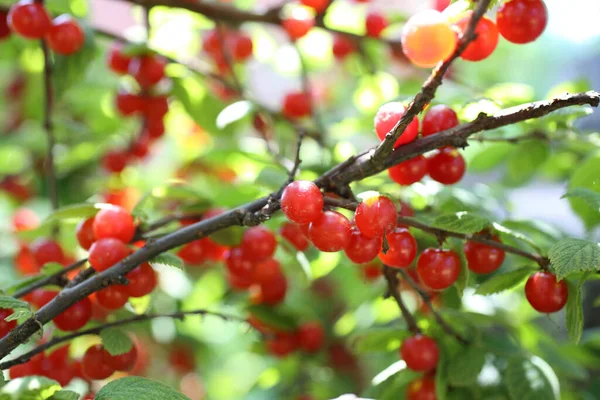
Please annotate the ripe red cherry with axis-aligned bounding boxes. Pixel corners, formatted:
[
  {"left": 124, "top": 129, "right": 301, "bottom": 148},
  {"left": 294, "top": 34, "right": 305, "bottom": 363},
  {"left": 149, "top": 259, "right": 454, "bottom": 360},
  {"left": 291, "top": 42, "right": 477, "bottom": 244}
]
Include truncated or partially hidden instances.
[
  {"left": 0, "top": 308, "right": 17, "bottom": 338},
  {"left": 280, "top": 222, "right": 310, "bottom": 251},
  {"left": 107, "top": 345, "right": 138, "bottom": 372},
  {"left": 252, "top": 258, "right": 282, "bottom": 285},
  {"left": 378, "top": 228, "right": 417, "bottom": 268},
  {"left": 178, "top": 239, "right": 207, "bottom": 265},
  {"left": 1, "top": 11, "right": 11, "bottom": 40},
  {"left": 308, "top": 210, "right": 352, "bottom": 252},
  {"left": 417, "top": 248, "right": 461, "bottom": 290},
  {"left": 422, "top": 104, "right": 459, "bottom": 136},
  {"left": 374, "top": 102, "right": 419, "bottom": 148},
  {"left": 241, "top": 226, "right": 277, "bottom": 262},
  {"left": 30, "top": 289, "right": 58, "bottom": 308},
  {"left": 30, "top": 238, "right": 64, "bottom": 266},
  {"left": 129, "top": 55, "right": 166, "bottom": 87},
  {"left": 344, "top": 228, "right": 382, "bottom": 264},
  {"left": 227, "top": 271, "right": 253, "bottom": 291},
  {"left": 53, "top": 297, "right": 92, "bottom": 331},
  {"left": 89, "top": 238, "right": 131, "bottom": 271},
  {"left": 225, "top": 247, "right": 255, "bottom": 279},
  {"left": 464, "top": 236, "right": 505, "bottom": 274},
  {"left": 12, "top": 207, "right": 39, "bottom": 232},
  {"left": 365, "top": 12, "right": 388, "bottom": 37},
  {"left": 256, "top": 272, "right": 288, "bottom": 305},
  {"left": 355, "top": 195, "right": 397, "bottom": 239},
  {"left": 361, "top": 262, "right": 382, "bottom": 281},
  {"left": 169, "top": 345, "right": 196, "bottom": 373},
  {"left": 282, "top": 92, "right": 312, "bottom": 119},
  {"left": 400, "top": 334, "right": 439, "bottom": 371},
  {"left": 455, "top": 13, "right": 499, "bottom": 62},
  {"left": 406, "top": 376, "right": 436, "bottom": 400},
  {"left": 267, "top": 332, "right": 298, "bottom": 357},
  {"left": 142, "top": 96, "right": 169, "bottom": 120},
  {"left": 281, "top": 181, "right": 324, "bottom": 224},
  {"left": 298, "top": 321, "right": 325, "bottom": 353},
  {"left": 107, "top": 45, "right": 131, "bottom": 74},
  {"left": 102, "top": 150, "right": 129, "bottom": 173},
  {"left": 96, "top": 286, "right": 129, "bottom": 310},
  {"left": 45, "top": 15, "right": 85, "bottom": 55},
  {"left": 82, "top": 345, "right": 115, "bottom": 380},
  {"left": 525, "top": 271, "right": 568, "bottom": 313},
  {"left": 231, "top": 33, "right": 253, "bottom": 61},
  {"left": 202, "top": 29, "right": 220, "bottom": 54},
  {"left": 282, "top": 14, "right": 314, "bottom": 40},
  {"left": 428, "top": 147, "right": 466, "bottom": 185},
  {"left": 115, "top": 92, "right": 143, "bottom": 116},
  {"left": 76, "top": 217, "right": 95, "bottom": 250},
  {"left": 301, "top": 0, "right": 329, "bottom": 13},
  {"left": 145, "top": 118, "right": 165, "bottom": 139},
  {"left": 497, "top": 0, "right": 548, "bottom": 44},
  {"left": 401, "top": 10, "right": 457, "bottom": 68},
  {"left": 388, "top": 156, "right": 429, "bottom": 186},
  {"left": 8, "top": 0, "right": 51, "bottom": 39},
  {"left": 332, "top": 34, "right": 355, "bottom": 60},
  {"left": 130, "top": 134, "right": 151, "bottom": 158},
  {"left": 125, "top": 263, "right": 157, "bottom": 297},
  {"left": 15, "top": 245, "right": 39, "bottom": 275},
  {"left": 93, "top": 206, "right": 136, "bottom": 243}
]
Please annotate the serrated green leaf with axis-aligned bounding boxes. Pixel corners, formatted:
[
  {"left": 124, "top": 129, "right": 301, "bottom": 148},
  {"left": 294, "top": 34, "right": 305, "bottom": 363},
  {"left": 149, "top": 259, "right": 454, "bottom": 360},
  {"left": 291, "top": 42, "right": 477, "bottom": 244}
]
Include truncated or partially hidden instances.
[
  {"left": 41, "top": 263, "right": 64, "bottom": 276},
  {"left": 95, "top": 376, "right": 191, "bottom": 400},
  {"left": 505, "top": 141, "right": 549, "bottom": 186},
  {"left": 43, "top": 203, "right": 111, "bottom": 225},
  {"left": 563, "top": 188, "right": 600, "bottom": 213},
  {"left": 566, "top": 278, "right": 585, "bottom": 344},
  {"left": 0, "top": 376, "right": 61, "bottom": 399},
  {"left": 548, "top": 238, "right": 600, "bottom": 279},
  {"left": 246, "top": 305, "right": 297, "bottom": 332},
  {"left": 50, "top": 390, "right": 79, "bottom": 400},
  {"left": 151, "top": 253, "right": 184, "bottom": 269},
  {"left": 100, "top": 328, "right": 134, "bottom": 356},
  {"left": 430, "top": 212, "right": 489, "bottom": 235},
  {"left": 0, "top": 296, "right": 31, "bottom": 311},
  {"left": 5, "top": 309, "right": 33, "bottom": 322},
  {"left": 474, "top": 267, "right": 536, "bottom": 295},
  {"left": 447, "top": 346, "right": 485, "bottom": 386},
  {"left": 568, "top": 155, "right": 600, "bottom": 229},
  {"left": 216, "top": 100, "right": 254, "bottom": 129},
  {"left": 505, "top": 357, "right": 559, "bottom": 400}
]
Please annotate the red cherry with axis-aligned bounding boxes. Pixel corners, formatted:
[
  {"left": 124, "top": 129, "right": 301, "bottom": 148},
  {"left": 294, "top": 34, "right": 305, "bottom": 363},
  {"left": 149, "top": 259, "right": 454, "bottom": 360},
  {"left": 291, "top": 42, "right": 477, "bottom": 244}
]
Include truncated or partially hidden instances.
[
  {"left": 30, "top": 289, "right": 57, "bottom": 308},
  {"left": 281, "top": 181, "right": 324, "bottom": 224},
  {"left": 168, "top": 345, "right": 196, "bottom": 373},
  {"left": 96, "top": 286, "right": 129, "bottom": 310},
  {"left": 428, "top": 147, "right": 466, "bottom": 185},
  {"left": 0, "top": 11, "right": 10, "bottom": 40},
  {"left": 102, "top": 150, "right": 129, "bottom": 173},
  {"left": 280, "top": 222, "right": 310, "bottom": 251},
  {"left": 308, "top": 210, "right": 352, "bottom": 252},
  {"left": 145, "top": 118, "right": 165, "bottom": 139},
  {"left": 301, "top": 0, "right": 329, "bottom": 13},
  {"left": 433, "top": 0, "right": 450, "bottom": 11},
  {"left": 31, "top": 238, "right": 64, "bottom": 266},
  {"left": 107, "top": 345, "right": 138, "bottom": 372},
  {"left": 257, "top": 272, "right": 288, "bottom": 305},
  {"left": 125, "top": 263, "right": 157, "bottom": 297},
  {"left": 332, "top": 34, "right": 355, "bottom": 59},
  {"left": 455, "top": 13, "right": 499, "bottom": 62},
  {"left": 0, "top": 177, "right": 31, "bottom": 202},
  {"left": 129, "top": 55, "right": 166, "bottom": 87},
  {"left": 115, "top": 92, "right": 143, "bottom": 116},
  {"left": 361, "top": 262, "right": 382, "bottom": 281},
  {"left": 76, "top": 217, "right": 96, "bottom": 250},
  {"left": 107, "top": 45, "right": 131, "bottom": 74},
  {"left": 12, "top": 208, "right": 39, "bottom": 232},
  {"left": 374, "top": 102, "right": 420, "bottom": 148},
  {"left": 241, "top": 226, "right": 277, "bottom": 263},
  {"left": 298, "top": 321, "right": 325, "bottom": 353},
  {"left": 400, "top": 334, "right": 439, "bottom": 371},
  {"left": 202, "top": 29, "right": 220, "bottom": 54},
  {"left": 406, "top": 376, "right": 437, "bottom": 400},
  {"left": 53, "top": 297, "right": 92, "bottom": 331},
  {"left": 422, "top": 105, "right": 459, "bottom": 136},
  {"left": 282, "top": 92, "right": 312, "bottom": 119},
  {"left": 82, "top": 345, "right": 115, "bottom": 380},
  {"left": 378, "top": 228, "right": 417, "bottom": 268},
  {"left": 355, "top": 195, "right": 397, "bottom": 239},
  {"left": 7, "top": 0, "right": 51, "bottom": 39},
  {"left": 344, "top": 228, "right": 382, "bottom": 264},
  {"left": 142, "top": 96, "right": 169, "bottom": 120},
  {"left": 401, "top": 9, "right": 457, "bottom": 68},
  {"left": 231, "top": 33, "right": 253, "bottom": 61},
  {"left": 178, "top": 239, "right": 208, "bottom": 265},
  {"left": 130, "top": 133, "right": 151, "bottom": 158},
  {"left": 0, "top": 309, "right": 17, "bottom": 338},
  {"left": 525, "top": 271, "right": 568, "bottom": 313},
  {"left": 267, "top": 332, "right": 298, "bottom": 357},
  {"left": 227, "top": 271, "right": 253, "bottom": 291},
  {"left": 252, "top": 258, "right": 282, "bottom": 284},
  {"left": 282, "top": 14, "right": 315, "bottom": 40},
  {"left": 365, "top": 12, "right": 388, "bottom": 38},
  {"left": 464, "top": 236, "right": 505, "bottom": 274},
  {"left": 225, "top": 247, "right": 255, "bottom": 278},
  {"left": 388, "top": 156, "right": 429, "bottom": 186},
  {"left": 417, "top": 248, "right": 461, "bottom": 290},
  {"left": 45, "top": 15, "right": 85, "bottom": 55},
  {"left": 93, "top": 206, "right": 136, "bottom": 243},
  {"left": 9, "top": 357, "right": 40, "bottom": 379},
  {"left": 497, "top": 0, "right": 548, "bottom": 44},
  {"left": 89, "top": 238, "right": 131, "bottom": 272},
  {"left": 15, "top": 245, "right": 39, "bottom": 275}
]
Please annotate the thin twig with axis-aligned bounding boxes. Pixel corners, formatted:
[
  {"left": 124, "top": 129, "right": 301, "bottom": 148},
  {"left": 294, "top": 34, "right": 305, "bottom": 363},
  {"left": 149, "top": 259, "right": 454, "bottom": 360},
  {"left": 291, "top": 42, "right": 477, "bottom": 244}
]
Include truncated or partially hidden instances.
[{"left": 383, "top": 266, "right": 420, "bottom": 334}]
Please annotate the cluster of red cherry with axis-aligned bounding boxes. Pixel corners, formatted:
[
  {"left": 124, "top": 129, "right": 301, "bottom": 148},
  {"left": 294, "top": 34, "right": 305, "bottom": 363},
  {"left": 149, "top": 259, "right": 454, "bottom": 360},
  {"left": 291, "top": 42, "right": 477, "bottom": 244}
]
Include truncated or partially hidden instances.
[
  {"left": 4, "top": 0, "right": 85, "bottom": 55},
  {"left": 104, "top": 46, "right": 170, "bottom": 173},
  {"left": 201, "top": 27, "right": 253, "bottom": 74},
  {"left": 250, "top": 316, "right": 325, "bottom": 358}
]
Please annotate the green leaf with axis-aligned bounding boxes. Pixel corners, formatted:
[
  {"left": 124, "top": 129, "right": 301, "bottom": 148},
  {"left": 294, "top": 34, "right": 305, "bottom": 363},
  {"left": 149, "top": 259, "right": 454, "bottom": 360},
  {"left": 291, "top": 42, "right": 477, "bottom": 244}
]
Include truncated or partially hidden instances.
[
  {"left": 451, "top": 242, "right": 468, "bottom": 297},
  {"left": 505, "top": 357, "right": 559, "bottom": 400},
  {"left": 565, "top": 278, "right": 585, "bottom": 344},
  {"left": 548, "top": 238, "right": 600, "bottom": 279},
  {"left": 95, "top": 376, "right": 191, "bottom": 400},
  {"left": 505, "top": 141, "right": 550, "bottom": 186},
  {"left": 0, "top": 376, "right": 61, "bottom": 399},
  {"left": 216, "top": 100, "right": 254, "bottom": 129},
  {"left": 52, "top": 24, "right": 98, "bottom": 96},
  {"left": 151, "top": 253, "right": 184, "bottom": 270},
  {"left": 594, "top": 296, "right": 600, "bottom": 307},
  {"left": 50, "top": 390, "right": 79, "bottom": 400},
  {"left": 430, "top": 212, "right": 489, "bottom": 235},
  {"left": 447, "top": 345, "right": 486, "bottom": 386},
  {"left": 246, "top": 305, "right": 298, "bottom": 332},
  {"left": 100, "top": 328, "right": 134, "bottom": 356},
  {"left": 210, "top": 226, "right": 244, "bottom": 246},
  {"left": 563, "top": 188, "right": 600, "bottom": 213},
  {"left": 43, "top": 203, "right": 111, "bottom": 224},
  {"left": 350, "top": 328, "right": 409, "bottom": 353},
  {"left": 492, "top": 222, "right": 543, "bottom": 254},
  {"left": 568, "top": 155, "right": 600, "bottom": 229},
  {"left": 468, "top": 142, "right": 513, "bottom": 172},
  {"left": 4, "top": 309, "right": 33, "bottom": 322},
  {"left": 41, "top": 263, "right": 64, "bottom": 276},
  {"left": 435, "top": 346, "right": 448, "bottom": 400},
  {"left": 2, "top": 276, "right": 46, "bottom": 296},
  {"left": 0, "top": 296, "right": 31, "bottom": 311},
  {"left": 475, "top": 267, "right": 537, "bottom": 295}
]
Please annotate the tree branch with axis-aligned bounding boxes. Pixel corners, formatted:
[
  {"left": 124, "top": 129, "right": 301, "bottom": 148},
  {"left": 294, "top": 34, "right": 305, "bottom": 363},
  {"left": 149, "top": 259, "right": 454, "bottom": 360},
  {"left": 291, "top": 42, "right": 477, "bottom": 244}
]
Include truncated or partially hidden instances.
[
  {"left": 383, "top": 266, "right": 420, "bottom": 335},
  {"left": 0, "top": 308, "right": 248, "bottom": 370}
]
